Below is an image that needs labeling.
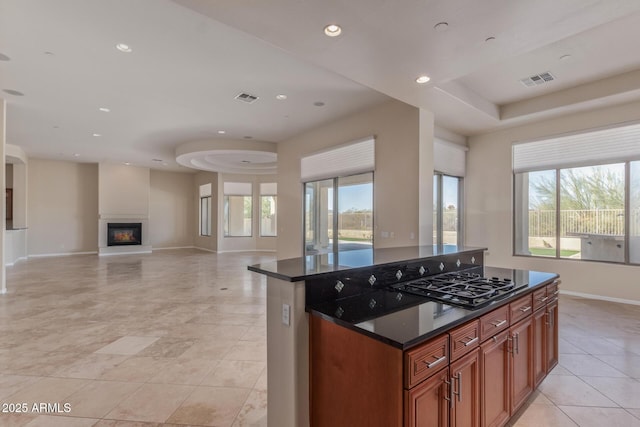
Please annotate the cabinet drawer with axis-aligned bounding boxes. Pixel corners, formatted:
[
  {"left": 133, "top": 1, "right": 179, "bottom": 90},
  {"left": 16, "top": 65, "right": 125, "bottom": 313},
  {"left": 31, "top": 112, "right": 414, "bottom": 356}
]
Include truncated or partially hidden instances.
[
  {"left": 479, "top": 304, "right": 510, "bottom": 342},
  {"left": 547, "top": 281, "right": 560, "bottom": 303},
  {"left": 532, "top": 288, "right": 547, "bottom": 311},
  {"left": 510, "top": 294, "right": 533, "bottom": 324},
  {"left": 405, "top": 335, "right": 449, "bottom": 389},
  {"left": 450, "top": 320, "right": 480, "bottom": 362}
]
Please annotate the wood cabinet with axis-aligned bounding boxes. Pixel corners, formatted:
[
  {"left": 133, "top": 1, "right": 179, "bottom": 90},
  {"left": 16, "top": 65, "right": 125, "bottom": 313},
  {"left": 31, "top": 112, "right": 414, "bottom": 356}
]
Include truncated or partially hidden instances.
[
  {"left": 480, "top": 330, "right": 510, "bottom": 427},
  {"left": 405, "top": 367, "right": 450, "bottom": 427},
  {"left": 450, "top": 348, "right": 481, "bottom": 427},
  {"left": 546, "top": 298, "right": 559, "bottom": 372},
  {"left": 510, "top": 317, "right": 534, "bottom": 414},
  {"left": 406, "top": 348, "right": 480, "bottom": 427},
  {"left": 532, "top": 306, "right": 547, "bottom": 387},
  {"left": 310, "top": 280, "right": 559, "bottom": 427}
]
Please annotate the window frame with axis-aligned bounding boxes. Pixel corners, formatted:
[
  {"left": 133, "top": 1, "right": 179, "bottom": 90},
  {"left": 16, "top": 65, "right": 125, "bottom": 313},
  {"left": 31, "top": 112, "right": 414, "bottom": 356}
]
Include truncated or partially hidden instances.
[
  {"left": 260, "top": 194, "right": 277, "bottom": 237},
  {"left": 433, "top": 172, "right": 464, "bottom": 247},
  {"left": 199, "top": 195, "right": 212, "bottom": 237},
  {"left": 303, "top": 172, "right": 374, "bottom": 255},
  {"left": 513, "top": 161, "right": 637, "bottom": 265}
]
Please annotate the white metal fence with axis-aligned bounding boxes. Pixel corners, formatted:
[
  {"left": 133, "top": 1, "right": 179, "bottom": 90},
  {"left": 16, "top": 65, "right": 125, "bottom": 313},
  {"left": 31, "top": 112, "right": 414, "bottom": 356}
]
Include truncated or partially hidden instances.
[{"left": 528, "top": 209, "right": 637, "bottom": 237}]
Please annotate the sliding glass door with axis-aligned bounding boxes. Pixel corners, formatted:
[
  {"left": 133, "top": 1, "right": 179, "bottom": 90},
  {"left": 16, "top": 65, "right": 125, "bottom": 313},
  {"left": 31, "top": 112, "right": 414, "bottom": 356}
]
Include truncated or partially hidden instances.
[{"left": 304, "top": 173, "right": 373, "bottom": 255}]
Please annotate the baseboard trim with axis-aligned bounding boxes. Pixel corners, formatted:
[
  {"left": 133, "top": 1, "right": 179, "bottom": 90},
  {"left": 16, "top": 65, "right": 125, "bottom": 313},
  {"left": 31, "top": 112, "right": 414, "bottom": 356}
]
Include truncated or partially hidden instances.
[
  {"left": 216, "top": 249, "right": 277, "bottom": 254},
  {"left": 561, "top": 290, "right": 640, "bottom": 306},
  {"left": 5, "top": 256, "right": 28, "bottom": 267},
  {"left": 153, "top": 246, "right": 197, "bottom": 251},
  {"left": 29, "top": 251, "right": 98, "bottom": 258},
  {"left": 193, "top": 246, "right": 217, "bottom": 253}
]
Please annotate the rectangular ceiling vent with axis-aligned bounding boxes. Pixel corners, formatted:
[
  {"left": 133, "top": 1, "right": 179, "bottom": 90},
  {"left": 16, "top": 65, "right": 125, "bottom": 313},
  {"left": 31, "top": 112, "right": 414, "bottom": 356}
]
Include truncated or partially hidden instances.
[
  {"left": 235, "top": 92, "right": 259, "bottom": 104},
  {"left": 519, "top": 71, "right": 555, "bottom": 87}
]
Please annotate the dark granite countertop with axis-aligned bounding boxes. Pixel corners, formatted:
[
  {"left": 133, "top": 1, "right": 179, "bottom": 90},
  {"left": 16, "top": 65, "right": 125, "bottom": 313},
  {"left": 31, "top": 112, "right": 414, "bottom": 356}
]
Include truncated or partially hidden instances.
[
  {"left": 247, "top": 245, "right": 486, "bottom": 282},
  {"left": 307, "top": 266, "right": 559, "bottom": 350}
]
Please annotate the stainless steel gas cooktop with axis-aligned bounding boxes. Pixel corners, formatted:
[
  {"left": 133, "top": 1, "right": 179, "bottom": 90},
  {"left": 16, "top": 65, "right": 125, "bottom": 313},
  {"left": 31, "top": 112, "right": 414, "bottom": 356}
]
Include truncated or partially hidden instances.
[{"left": 390, "top": 271, "right": 527, "bottom": 309}]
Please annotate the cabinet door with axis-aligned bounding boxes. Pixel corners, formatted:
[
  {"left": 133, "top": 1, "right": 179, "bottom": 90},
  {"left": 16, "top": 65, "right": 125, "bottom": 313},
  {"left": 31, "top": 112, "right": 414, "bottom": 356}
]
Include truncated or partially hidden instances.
[
  {"left": 510, "top": 317, "right": 534, "bottom": 413},
  {"left": 533, "top": 307, "right": 547, "bottom": 387},
  {"left": 546, "top": 299, "right": 559, "bottom": 372},
  {"left": 405, "top": 368, "right": 449, "bottom": 427},
  {"left": 480, "top": 331, "right": 510, "bottom": 427},
  {"left": 450, "top": 348, "right": 480, "bottom": 427}
]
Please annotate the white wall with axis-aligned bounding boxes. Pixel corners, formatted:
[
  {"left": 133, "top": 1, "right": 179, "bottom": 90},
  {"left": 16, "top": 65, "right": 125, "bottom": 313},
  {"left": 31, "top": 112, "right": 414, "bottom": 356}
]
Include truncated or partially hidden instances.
[
  {"left": 277, "top": 99, "right": 432, "bottom": 259},
  {"left": 27, "top": 159, "right": 99, "bottom": 255},
  {"left": 150, "top": 170, "right": 195, "bottom": 248},
  {"left": 99, "top": 163, "right": 150, "bottom": 217},
  {"left": 467, "top": 99, "right": 640, "bottom": 303}
]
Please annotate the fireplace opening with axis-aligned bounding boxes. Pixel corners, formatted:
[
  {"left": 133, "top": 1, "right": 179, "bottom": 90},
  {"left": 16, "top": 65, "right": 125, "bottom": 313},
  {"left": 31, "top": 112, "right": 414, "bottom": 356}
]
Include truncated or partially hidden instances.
[{"left": 107, "top": 223, "right": 142, "bottom": 246}]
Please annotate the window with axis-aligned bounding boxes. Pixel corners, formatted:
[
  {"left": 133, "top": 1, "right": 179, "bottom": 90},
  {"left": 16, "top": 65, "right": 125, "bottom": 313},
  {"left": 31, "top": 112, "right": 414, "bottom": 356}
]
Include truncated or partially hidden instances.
[
  {"left": 433, "top": 138, "right": 466, "bottom": 247},
  {"left": 260, "top": 183, "right": 277, "bottom": 237},
  {"left": 224, "top": 182, "right": 252, "bottom": 237},
  {"left": 513, "top": 122, "right": 640, "bottom": 264},
  {"left": 301, "top": 137, "right": 375, "bottom": 255},
  {"left": 304, "top": 173, "right": 373, "bottom": 255},
  {"left": 199, "top": 183, "right": 212, "bottom": 237},
  {"left": 433, "top": 173, "right": 463, "bottom": 246}
]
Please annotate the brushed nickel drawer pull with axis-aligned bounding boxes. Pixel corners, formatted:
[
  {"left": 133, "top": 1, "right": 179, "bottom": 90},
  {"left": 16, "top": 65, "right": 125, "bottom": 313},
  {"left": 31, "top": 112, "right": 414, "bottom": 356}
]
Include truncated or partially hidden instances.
[
  {"left": 460, "top": 336, "right": 479, "bottom": 346},
  {"left": 424, "top": 355, "right": 447, "bottom": 368},
  {"left": 453, "top": 372, "right": 462, "bottom": 403},
  {"left": 553, "top": 290, "right": 560, "bottom": 295},
  {"left": 519, "top": 306, "right": 531, "bottom": 313},
  {"left": 538, "top": 296, "right": 549, "bottom": 302},
  {"left": 444, "top": 378, "right": 452, "bottom": 408},
  {"left": 491, "top": 319, "right": 507, "bottom": 327},
  {"left": 515, "top": 332, "right": 520, "bottom": 354}
]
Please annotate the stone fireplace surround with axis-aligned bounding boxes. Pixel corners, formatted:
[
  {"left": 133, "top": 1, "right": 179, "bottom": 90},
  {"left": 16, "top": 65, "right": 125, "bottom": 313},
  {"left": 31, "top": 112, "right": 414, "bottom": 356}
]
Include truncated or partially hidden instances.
[{"left": 98, "top": 214, "right": 151, "bottom": 255}]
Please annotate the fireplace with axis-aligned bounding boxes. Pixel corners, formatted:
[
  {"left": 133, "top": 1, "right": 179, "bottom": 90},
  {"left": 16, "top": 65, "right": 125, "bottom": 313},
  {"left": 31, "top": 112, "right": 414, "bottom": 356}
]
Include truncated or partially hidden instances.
[{"left": 107, "top": 223, "right": 142, "bottom": 246}]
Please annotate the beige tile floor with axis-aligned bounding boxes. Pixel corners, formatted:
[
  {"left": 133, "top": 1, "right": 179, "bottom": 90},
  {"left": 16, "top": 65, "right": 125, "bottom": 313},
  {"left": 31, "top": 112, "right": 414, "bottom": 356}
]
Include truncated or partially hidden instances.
[
  {"left": 0, "top": 250, "right": 270, "bottom": 427},
  {"left": 0, "top": 249, "right": 638, "bottom": 426}
]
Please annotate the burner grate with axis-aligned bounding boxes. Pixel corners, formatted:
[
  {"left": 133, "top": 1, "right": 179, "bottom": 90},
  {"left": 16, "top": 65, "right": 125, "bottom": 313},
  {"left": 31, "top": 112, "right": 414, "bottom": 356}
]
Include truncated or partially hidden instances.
[{"left": 390, "top": 271, "right": 525, "bottom": 309}]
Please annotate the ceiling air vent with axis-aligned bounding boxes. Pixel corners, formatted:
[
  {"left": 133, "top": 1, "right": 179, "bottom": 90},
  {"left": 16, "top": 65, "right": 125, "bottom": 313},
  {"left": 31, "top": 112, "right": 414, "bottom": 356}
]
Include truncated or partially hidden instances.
[
  {"left": 235, "top": 92, "right": 259, "bottom": 104},
  {"left": 519, "top": 71, "right": 555, "bottom": 87}
]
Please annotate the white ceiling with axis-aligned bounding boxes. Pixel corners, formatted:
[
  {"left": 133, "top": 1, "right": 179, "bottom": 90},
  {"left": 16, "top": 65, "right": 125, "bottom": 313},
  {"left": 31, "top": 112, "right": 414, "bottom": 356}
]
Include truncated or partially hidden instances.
[{"left": 2, "top": 0, "right": 640, "bottom": 172}]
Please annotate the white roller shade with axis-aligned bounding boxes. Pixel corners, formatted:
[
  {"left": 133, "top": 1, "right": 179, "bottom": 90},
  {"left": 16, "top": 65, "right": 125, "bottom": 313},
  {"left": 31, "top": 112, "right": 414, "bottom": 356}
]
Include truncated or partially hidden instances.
[
  {"left": 301, "top": 137, "right": 375, "bottom": 181},
  {"left": 513, "top": 122, "right": 640, "bottom": 173},
  {"left": 199, "top": 183, "right": 212, "bottom": 197},
  {"left": 223, "top": 182, "right": 252, "bottom": 195},
  {"left": 434, "top": 138, "right": 467, "bottom": 177},
  {"left": 260, "top": 182, "right": 277, "bottom": 195}
]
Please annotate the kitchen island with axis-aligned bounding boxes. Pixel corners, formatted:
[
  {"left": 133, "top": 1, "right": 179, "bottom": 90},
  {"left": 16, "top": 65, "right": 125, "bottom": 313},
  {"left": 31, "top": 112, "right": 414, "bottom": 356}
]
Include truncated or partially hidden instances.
[{"left": 248, "top": 245, "right": 558, "bottom": 427}]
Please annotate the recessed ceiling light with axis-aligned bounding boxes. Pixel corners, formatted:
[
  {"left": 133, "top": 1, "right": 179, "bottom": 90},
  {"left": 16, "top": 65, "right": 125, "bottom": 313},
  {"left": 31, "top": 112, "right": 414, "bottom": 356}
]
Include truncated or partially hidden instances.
[
  {"left": 115, "top": 43, "right": 132, "bottom": 53},
  {"left": 124, "top": 162, "right": 131, "bottom": 166},
  {"left": 485, "top": 36, "right": 496, "bottom": 43},
  {"left": 162, "top": 162, "right": 168, "bottom": 166},
  {"left": 3, "top": 89, "right": 24, "bottom": 96},
  {"left": 415, "top": 75, "right": 431, "bottom": 84},
  {"left": 559, "top": 54, "right": 572, "bottom": 61},
  {"left": 99, "top": 107, "right": 110, "bottom": 112},
  {"left": 276, "top": 94, "right": 288, "bottom": 100},
  {"left": 217, "top": 130, "right": 226, "bottom": 134},
  {"left": 434, "top": 22, "right": 449, "bottom": 32},
  {"left": 324, "top": 24, "right": 342, "bottom": 37},
  {"left": 313, "top": 101, "right": 325, "bottom": 107},
  {"left": 0, "top": 53, "right": 10, "bottom": 61},
  {"left": 93, "top": 133, "right": 101, "bottom": 137},
  {"left": 73, "top": 153, "right": 80, "bottom": 157}
]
